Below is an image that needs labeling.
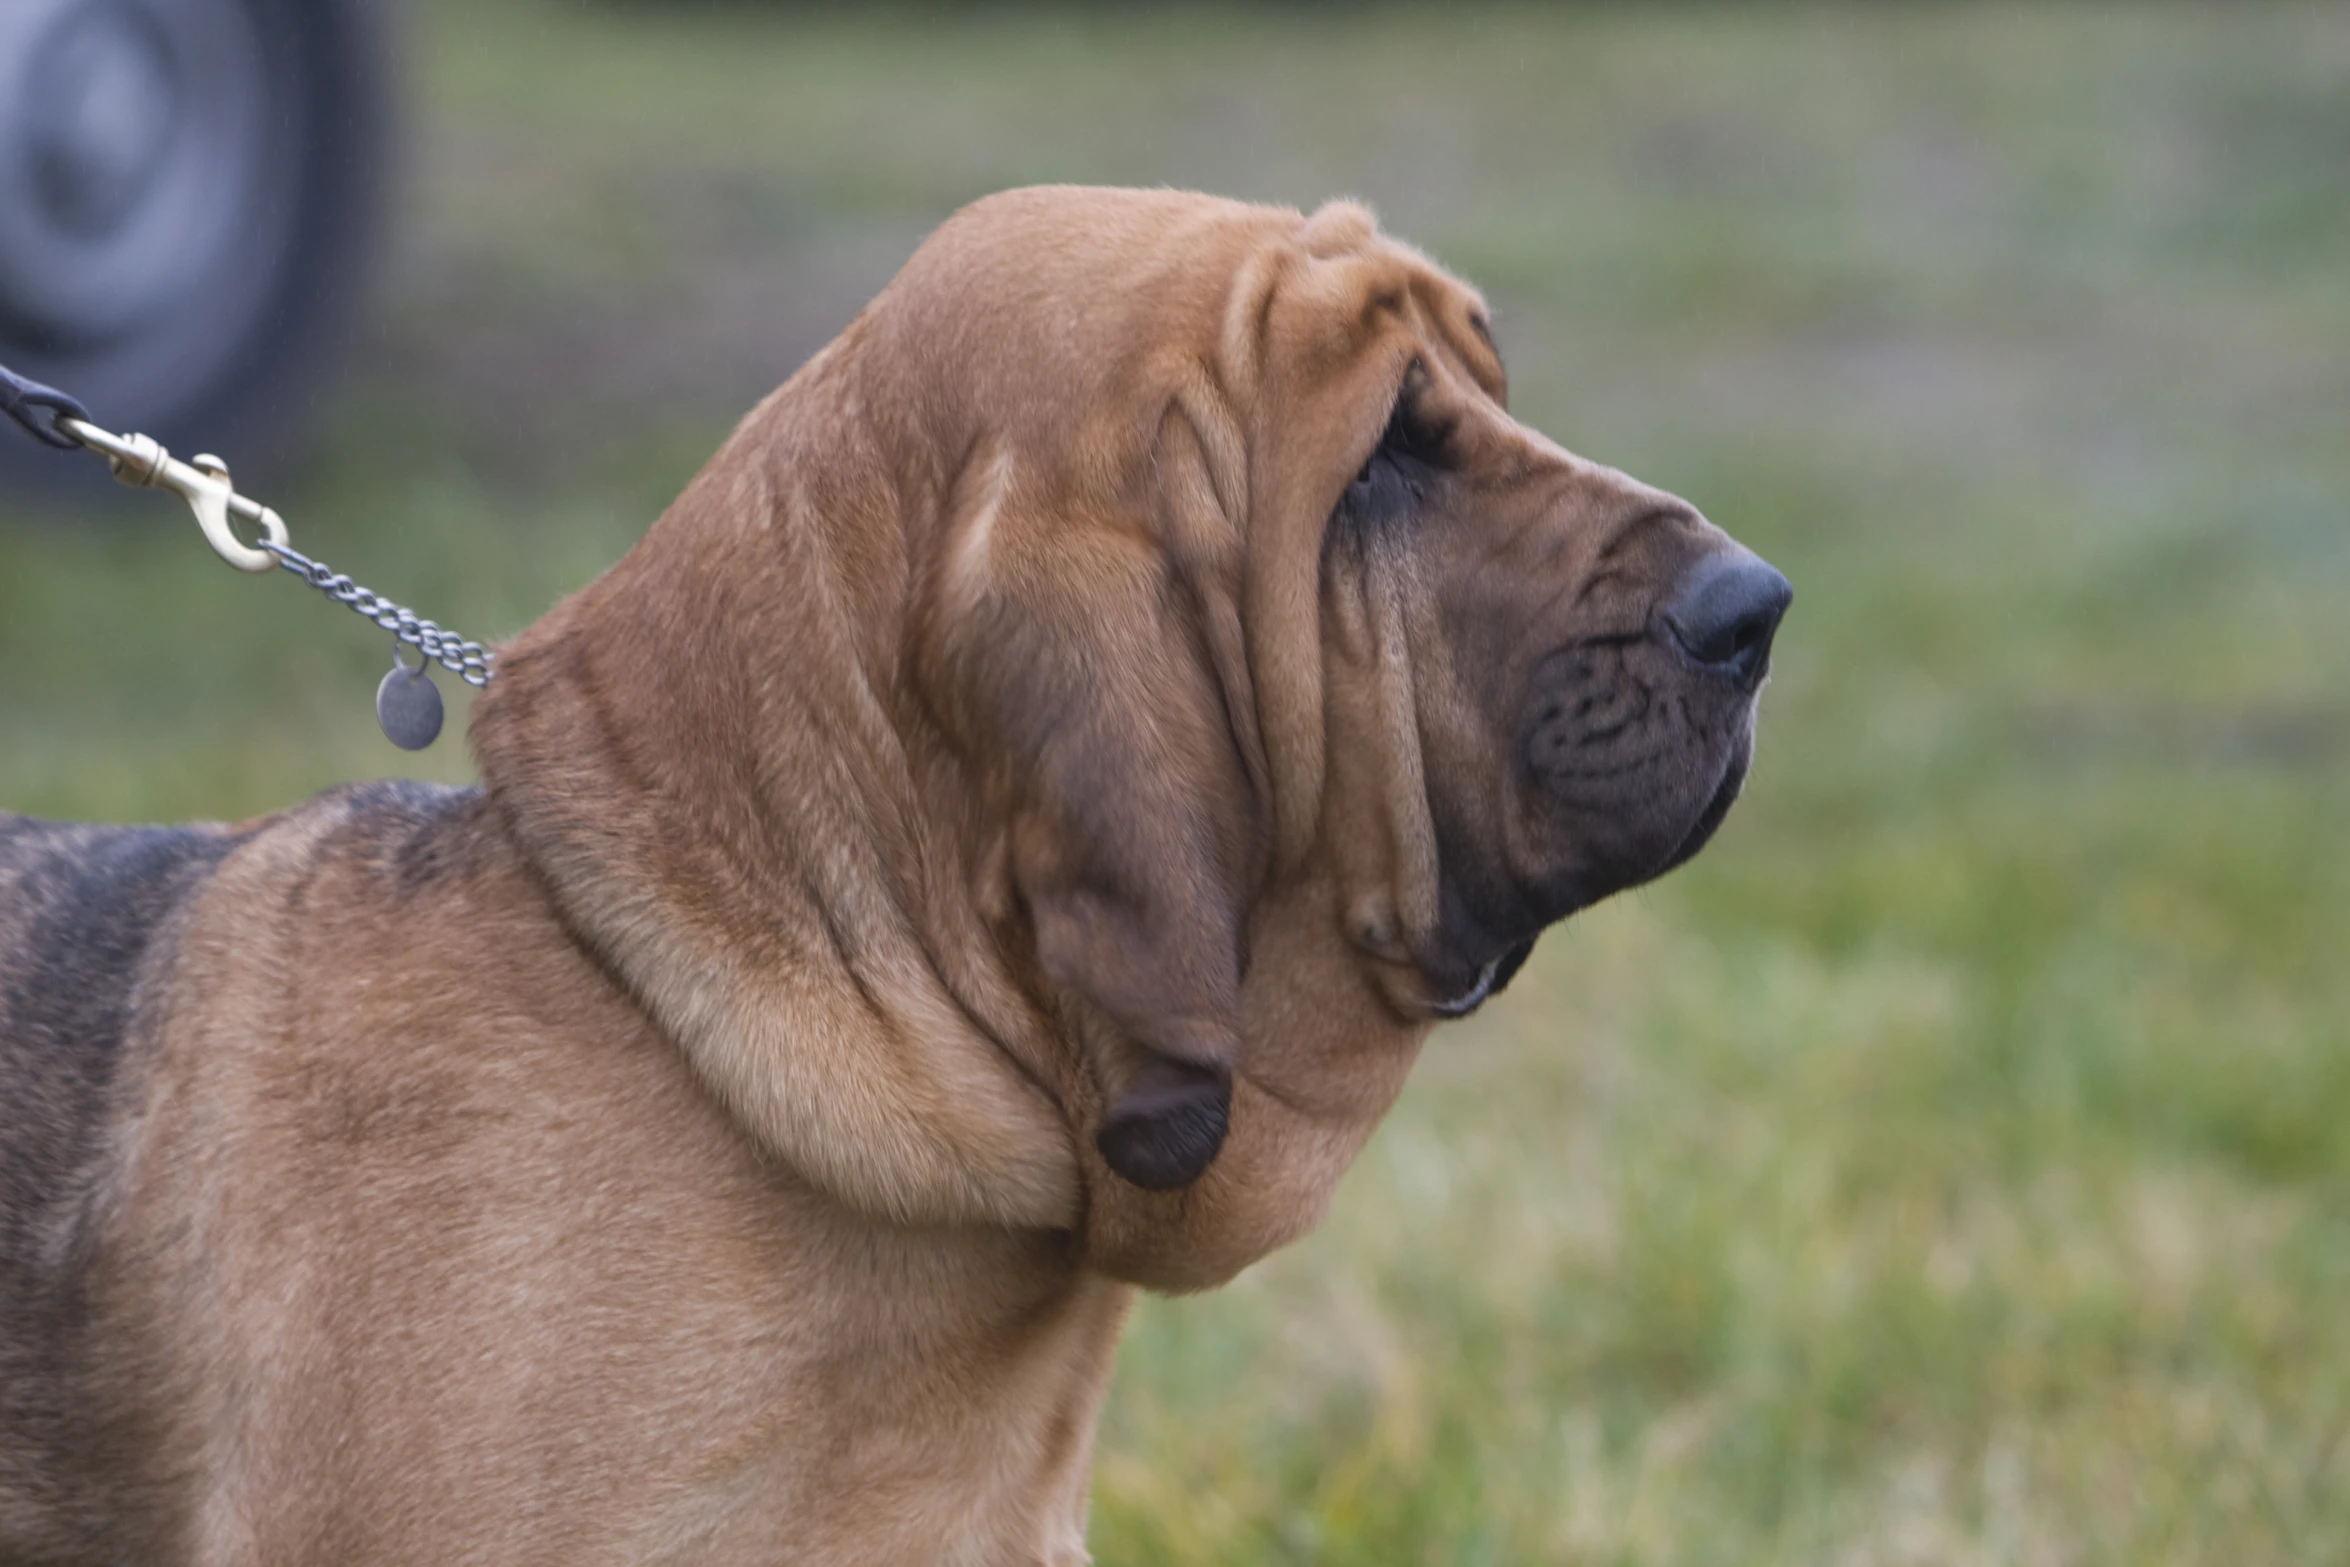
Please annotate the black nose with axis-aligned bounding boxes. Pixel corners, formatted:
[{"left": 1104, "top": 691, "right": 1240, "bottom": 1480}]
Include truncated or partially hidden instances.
[{"left": 1661, "top": 549, "right": 1791, "bottom": 687}]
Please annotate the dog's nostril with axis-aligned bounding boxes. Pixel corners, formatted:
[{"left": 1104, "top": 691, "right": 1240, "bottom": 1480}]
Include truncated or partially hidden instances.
[{"left": 1661, "top": 549, "right": 1792, "bottom": 684}]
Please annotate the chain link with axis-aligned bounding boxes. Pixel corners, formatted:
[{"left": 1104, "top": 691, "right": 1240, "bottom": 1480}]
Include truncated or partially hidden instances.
[{"left": 262, "top": 540, "right": 495, "bottom": 686}]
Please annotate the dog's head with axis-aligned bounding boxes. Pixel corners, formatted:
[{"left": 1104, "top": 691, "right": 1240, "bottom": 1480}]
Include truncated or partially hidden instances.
[
  {"left": 477, "top": 188, "right": 1785, "bottom": 1290},
  {"left": 878, "top": 189, "right": 1785, "bottom": 1282}
]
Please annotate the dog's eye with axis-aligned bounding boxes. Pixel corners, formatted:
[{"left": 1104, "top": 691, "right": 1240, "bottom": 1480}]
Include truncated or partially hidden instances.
[
  {"left": 1378, "top": 383, "right": 1451, "bottom": 470},
  {"left": 1345, "top": 370, "right": 1452, "bottom": 510}
]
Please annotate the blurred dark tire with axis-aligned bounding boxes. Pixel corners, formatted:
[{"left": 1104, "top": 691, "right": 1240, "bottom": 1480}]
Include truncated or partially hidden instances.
[{"left": 0, "top": 0, "right": 392, "bottom": 501}]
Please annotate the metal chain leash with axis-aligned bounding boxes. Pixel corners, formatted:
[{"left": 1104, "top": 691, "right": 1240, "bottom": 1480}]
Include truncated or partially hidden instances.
[
  {"left": 260, "top": 540, "right": 494, "bottom": 687},
  {"left": 3, "top": 357, "right": 493, "bottom": 747}
]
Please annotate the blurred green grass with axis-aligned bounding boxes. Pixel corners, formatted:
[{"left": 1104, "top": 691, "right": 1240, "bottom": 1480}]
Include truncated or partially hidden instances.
[{"left": 5, "top": 2, "right": 2349, "bottom": 1560}]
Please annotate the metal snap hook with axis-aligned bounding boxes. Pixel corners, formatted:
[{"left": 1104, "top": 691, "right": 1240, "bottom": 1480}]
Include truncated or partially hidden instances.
[{"left": 58, "top": 420, "right": 287, "bottom": 572}]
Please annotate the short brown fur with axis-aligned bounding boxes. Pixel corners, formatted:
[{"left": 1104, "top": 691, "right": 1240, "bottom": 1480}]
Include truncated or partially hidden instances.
[{"left": 0, "top": 188, "right": 1775, "bottom": 1564}]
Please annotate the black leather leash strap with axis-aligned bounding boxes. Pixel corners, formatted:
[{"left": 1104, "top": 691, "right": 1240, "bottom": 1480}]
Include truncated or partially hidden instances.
[{"left": 0, "top": 360, "right": 93, "bottom": 450}]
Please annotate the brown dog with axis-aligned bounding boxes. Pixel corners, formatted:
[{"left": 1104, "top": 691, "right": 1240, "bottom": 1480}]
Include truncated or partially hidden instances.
[{"left": 0, "top": 188, "right": 1786, "bottom": 1564}]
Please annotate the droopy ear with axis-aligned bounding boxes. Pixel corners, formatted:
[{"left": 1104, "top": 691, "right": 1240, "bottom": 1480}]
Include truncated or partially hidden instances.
[{"left": 926, "top": 446, "right": 1262, "bottom": 1191}]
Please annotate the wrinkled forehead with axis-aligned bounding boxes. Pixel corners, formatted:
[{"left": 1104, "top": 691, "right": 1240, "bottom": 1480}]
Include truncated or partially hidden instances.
[
  {"left": 854, "top": 189, "right": 1525, "bottom": 534},
  {"left": 887, "top": 189, "right": 1502, "bottom": 395},
  {"left": 1239, "top": 236, "right": 1511, "bottom": 458}
]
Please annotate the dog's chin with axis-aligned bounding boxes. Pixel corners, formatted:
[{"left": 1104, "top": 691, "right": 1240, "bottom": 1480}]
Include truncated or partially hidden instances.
[
  {"left": 1424, "top": 747, "right": 1752, "bottom": 1022},
  {"left": 1654, "top": 747, "right": 1749, "bottom": 880},
  {"left": 1566, "top": 739, "right": 1753, "bottom": 906}
]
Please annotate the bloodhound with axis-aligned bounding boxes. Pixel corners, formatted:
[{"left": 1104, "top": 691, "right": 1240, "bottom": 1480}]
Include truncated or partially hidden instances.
[{"left": 0, "top": 187, "right": 1788, "bottom": 1564}]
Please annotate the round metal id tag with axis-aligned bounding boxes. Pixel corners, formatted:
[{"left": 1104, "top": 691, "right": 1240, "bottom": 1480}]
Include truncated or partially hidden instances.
[{"left": 376, "top": 651, "right": 444, "bottom": 750}]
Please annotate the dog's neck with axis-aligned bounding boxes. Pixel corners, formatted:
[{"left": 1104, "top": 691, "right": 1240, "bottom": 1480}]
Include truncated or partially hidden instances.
[{"left": 473, "top": 354, "right": 1088, "bottom": 1235}]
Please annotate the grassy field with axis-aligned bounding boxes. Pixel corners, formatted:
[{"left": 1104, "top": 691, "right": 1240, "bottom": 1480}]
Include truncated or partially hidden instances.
[{"left": 5, "top": 3, "right": 2349, "bottom": 1560}]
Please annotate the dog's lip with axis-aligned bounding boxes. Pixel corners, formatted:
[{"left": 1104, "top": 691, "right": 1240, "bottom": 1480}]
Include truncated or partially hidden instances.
[
  {"left": 1414, "top": 934, "right": 1539, "bottom": 1021},
  {"left": 1425, "top": 955, "right": 1503, "bottom": 1018},
  {"left": 1359, "top": 944, "right": 1509, "bottom": 1024}
]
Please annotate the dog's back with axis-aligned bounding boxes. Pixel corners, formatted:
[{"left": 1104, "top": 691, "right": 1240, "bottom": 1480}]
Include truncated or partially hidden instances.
[{"left": 0, "top": 816, "right": 244, "bottom": 1562}]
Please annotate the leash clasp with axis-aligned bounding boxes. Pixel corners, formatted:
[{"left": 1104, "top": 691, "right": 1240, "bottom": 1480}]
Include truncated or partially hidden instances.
[{"left": 57, "top": 418, "right": 289, "bottom": 573}]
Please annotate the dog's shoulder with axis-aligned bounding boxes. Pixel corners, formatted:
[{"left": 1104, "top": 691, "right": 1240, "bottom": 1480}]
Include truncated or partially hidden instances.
[
  {"left": 0, "top": 813, "right": 253, "bottom": 1557},
  {"left": 0, "top": 782, "right": 498, "bottom": 1557},
  {"left": 0, "top": 813, "right": 249, "bottom": 1261}
]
